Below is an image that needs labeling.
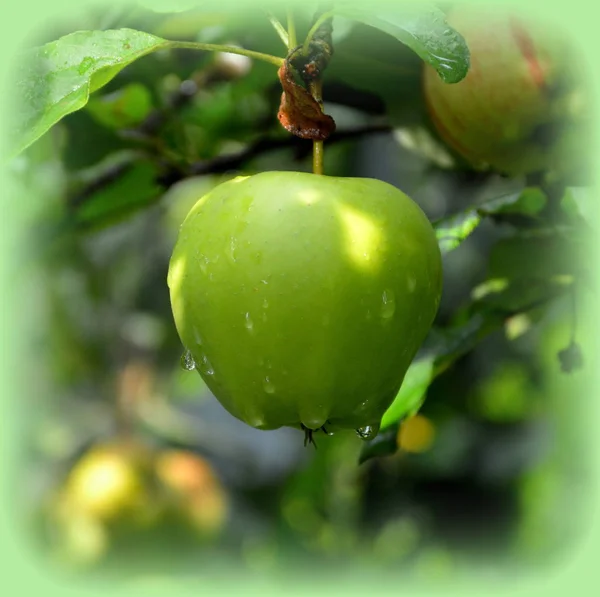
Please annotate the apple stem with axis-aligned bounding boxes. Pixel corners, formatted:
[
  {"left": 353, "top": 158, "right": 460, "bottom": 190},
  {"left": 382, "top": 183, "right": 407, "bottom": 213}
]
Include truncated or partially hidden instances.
[
  {"left": 310, "top": 79, "right": 325, "bottom": 175},
  {"left": 165, "top": 41, "right": 284, "bottom": 67},
  {"left": 265, "top": 11, "right": 289, "bottom": 48},
  {"left": 287, "top": 8, "right": 297, "bottom": 50}
]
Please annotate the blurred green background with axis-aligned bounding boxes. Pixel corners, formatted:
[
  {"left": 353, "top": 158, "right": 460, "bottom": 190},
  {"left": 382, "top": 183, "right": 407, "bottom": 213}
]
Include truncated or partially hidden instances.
[{"left": 6, "top": 1, "right": 597, "bottom": 589}]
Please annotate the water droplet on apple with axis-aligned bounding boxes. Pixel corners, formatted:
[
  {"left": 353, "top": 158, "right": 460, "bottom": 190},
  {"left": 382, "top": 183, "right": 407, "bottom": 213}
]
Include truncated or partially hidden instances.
[
  {"left": 263, "top": 377, "right": 276, "bottom": 394},
  {"left": 198, "top": 354, "right": 214, "bottom": 376},
  {"left": 252, "top": 251, "right": 263, "bottom": 264},
  {"left": 180, "top": 350, "right": 196, "bottom": 371},
  {"left": 355, "top": 423, "right": 380, "bottom": 440},
  {"left": 381, "top": 289, "right": 396, "bottom": 320},
  {"left": 247, "top": 414, "right": 266, "bottom": 428},
  {"left": 226, "top": 236, "right": 237, "bottom": 263},
  {"left": 198, "top": 254, "right": 209, "bottom": 274},
  {"left": 244, "top": 312, "right": 254, "bottom": 333}
]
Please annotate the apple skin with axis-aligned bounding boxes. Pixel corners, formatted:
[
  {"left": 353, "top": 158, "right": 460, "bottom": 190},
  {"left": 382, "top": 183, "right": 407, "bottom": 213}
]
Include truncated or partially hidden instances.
[
  {"left": 168, "top": 171, "right": 442, "bottom": 433},
  {"left": 424, "top": 7, "right": 586, "bottom": 177}
]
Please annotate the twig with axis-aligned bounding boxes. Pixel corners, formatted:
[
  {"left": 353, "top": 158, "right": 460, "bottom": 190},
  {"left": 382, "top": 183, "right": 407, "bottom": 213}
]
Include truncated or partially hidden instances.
[{"left": 163, "top": 124, "right": 393, "bottom": 186}]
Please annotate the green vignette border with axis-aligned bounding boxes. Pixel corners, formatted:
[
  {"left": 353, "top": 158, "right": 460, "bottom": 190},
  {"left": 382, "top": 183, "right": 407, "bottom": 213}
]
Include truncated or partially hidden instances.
[{"left": 1, "top": 0, "right": 599, "bottom": 595}]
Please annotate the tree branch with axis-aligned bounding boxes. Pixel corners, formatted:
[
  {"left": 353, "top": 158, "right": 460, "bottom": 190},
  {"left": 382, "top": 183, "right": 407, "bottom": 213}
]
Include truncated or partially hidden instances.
[{"left": 159, "top": 124, "right": 392, "bottom": 186}]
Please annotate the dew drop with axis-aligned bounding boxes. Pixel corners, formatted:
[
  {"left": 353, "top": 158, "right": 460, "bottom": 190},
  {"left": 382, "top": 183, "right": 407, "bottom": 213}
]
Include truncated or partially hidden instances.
[
  {"left": 263, "top": 377, "right": 276, "bottom": 394},
  {"left": 198, "top": 354, "right": 214, "bottom": 376},
  {"left": 247, "top": 414, "right": 266, "bottom": 428},
  {"left": 198, "top": 254, "right": 209, "bottom": 275},
  {"left": 407, "top": 277, "right": 417, "bottom": 293},
  {"left": 225, "top": 236, "right": 237, "bottom": 263},
  {"left": 180, "top": 349, "right": 196, "bottom": 371},
  {"left": 355, "top": 423, "right": 380, "bottom": 441},
  {"left": 244, "top": 312, "right": 254, "bottom": 333},
  {"left": 381, "top": 289, "right": 396, "bottom": 320}
]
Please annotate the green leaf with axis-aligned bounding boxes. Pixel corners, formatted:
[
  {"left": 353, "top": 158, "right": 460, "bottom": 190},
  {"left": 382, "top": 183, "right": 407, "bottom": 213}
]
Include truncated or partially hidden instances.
[
  {"left": 478, "top": 187, "right": 547, "bottom": 217},
  {"left": 426, "top": 312, "right": 501, "bottom": 373},
  {"left": 489, "top": 232, "right": 579, "bottom": 281},
  {"left": 86, "top": 83, "right": 154, "bottom": 129},
  {"left": 434, "top": 209, "right": 481, "bottom": 254},
  {"left": 74, "top": 158, "right": 162, "bottom": 227},
  {"left": 472, "top": 277, "right": 569, "bottom": 313},
  {"left": 331, "top": 3, "right": 470, "bottom": 83},
  {"left": 380, "top": 356, "right": 434, "bottom": 430},
  {"left": 358, "top": 425, "right": 399, "bottom": 464},
  {"left": 12, "top": 29, "right": 167, "bottom": 156},
  {"left": 433, "top": 188, "right": 548, "bottom": 255}
]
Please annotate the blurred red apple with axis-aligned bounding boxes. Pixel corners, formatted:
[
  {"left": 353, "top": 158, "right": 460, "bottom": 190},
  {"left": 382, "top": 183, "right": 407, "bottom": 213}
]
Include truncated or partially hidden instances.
[
  {"left": 155, "top": 449, "right": 229, "bottom": 537},
  {"left": 424, "top": 7, "right": 589, "bottom": 177}
]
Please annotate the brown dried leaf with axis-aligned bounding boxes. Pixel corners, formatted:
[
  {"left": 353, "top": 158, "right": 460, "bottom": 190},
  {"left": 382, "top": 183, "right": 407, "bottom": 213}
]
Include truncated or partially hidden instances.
[{"left": 277, "top": 62, "right": 335, "bottom": 141}]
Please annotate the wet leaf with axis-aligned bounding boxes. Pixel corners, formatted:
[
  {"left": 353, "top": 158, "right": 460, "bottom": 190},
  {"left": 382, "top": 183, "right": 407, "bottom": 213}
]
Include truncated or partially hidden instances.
[
  {"left": 360, "top": 313, "right": 504, "bottom": 463},
  {"left": 434, "top": 188, "right": 548, "bottom": 255},
  {"left": 380, "top": 356, "right": 435, "bottom": 430},
  {"left": 331, "top": 3, "right": 470, "bottom": 83},
  {"left": 12, "top": 29, "right": 168, "bottom": 156},
  {"left": 434, "top": 209, "right": 481, "bottom": 254},
  {"left": 478, "top": 188, "right": 547, "bottom": 217}
]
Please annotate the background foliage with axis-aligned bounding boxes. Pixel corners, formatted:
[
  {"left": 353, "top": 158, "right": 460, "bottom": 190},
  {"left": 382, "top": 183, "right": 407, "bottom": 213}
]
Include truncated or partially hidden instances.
[{"left": 7, "top": 0, "right": 597, "bottom": 587}]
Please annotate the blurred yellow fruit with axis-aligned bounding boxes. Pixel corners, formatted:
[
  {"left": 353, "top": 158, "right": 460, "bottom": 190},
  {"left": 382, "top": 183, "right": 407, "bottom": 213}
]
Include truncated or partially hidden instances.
[
  {"left": 63, "top": 441, "right": 153, "bottom": 523},
  {"left": 54, "top": 510, "right": 109, "bottom": 567},
  {"left": 397, "top": 414, "right": 436, "bottom": 453},
  {"left": 186, "top": 486, "right": 228, "bottom": 536}
]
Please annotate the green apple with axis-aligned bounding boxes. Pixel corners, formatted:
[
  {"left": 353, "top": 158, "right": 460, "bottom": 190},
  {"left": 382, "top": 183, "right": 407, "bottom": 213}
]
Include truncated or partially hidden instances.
[
  {"left": 168, "top": 171, "right": 442, "bottom": 437},
  {"left": 424, "top": 6, "right": 588, "bottom": 177}
]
